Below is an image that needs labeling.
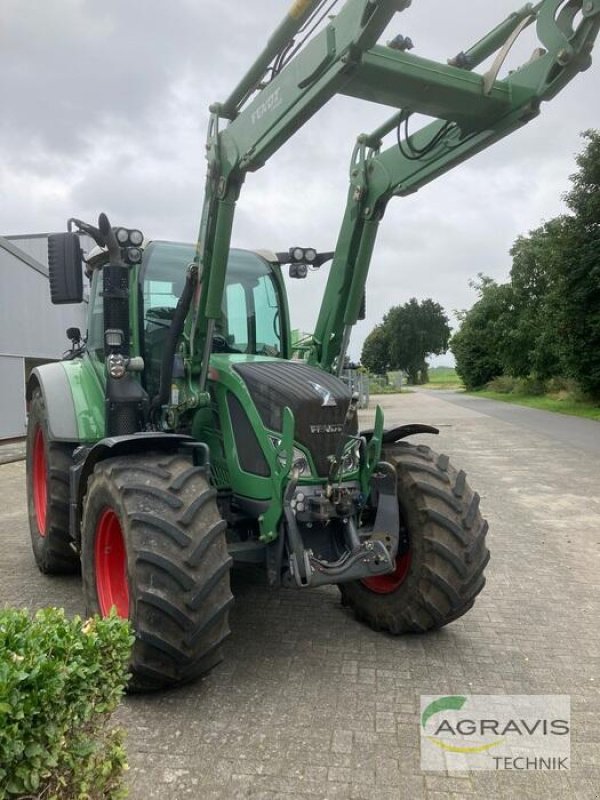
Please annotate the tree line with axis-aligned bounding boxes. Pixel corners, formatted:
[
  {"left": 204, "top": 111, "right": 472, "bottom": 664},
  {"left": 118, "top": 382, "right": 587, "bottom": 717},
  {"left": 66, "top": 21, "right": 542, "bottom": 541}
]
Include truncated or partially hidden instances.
[
  {"left": 451, "top": 130, "right": 600, "bottom": 400},
  {"left": 361, "top": 131, "right": 599, "bottom": 399}
]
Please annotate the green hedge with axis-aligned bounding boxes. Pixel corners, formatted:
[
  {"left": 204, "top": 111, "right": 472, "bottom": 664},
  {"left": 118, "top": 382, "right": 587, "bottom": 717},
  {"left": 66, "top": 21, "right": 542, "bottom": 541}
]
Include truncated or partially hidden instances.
[{"left": 0, "top": 608, "right": 133, "bottom": 800}]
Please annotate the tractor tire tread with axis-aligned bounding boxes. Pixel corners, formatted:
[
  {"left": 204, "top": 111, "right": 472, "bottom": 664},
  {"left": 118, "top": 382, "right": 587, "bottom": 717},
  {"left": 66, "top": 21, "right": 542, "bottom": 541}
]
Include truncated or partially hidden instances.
[
  {"left": 339, "top": 441, "right": 489, "bottom": 635},
  {"left": 26, "top": 389, "right": 79, "bottom": 574},
  {"left": 81, "top": 453, "right": 232, "bottom": 691}
]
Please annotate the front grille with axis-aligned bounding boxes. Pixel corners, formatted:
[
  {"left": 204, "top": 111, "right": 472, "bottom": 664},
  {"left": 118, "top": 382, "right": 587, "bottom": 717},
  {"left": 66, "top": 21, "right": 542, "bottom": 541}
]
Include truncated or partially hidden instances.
[
  {"left": 233, "top": 360, "right": 356, "bottom": 477},
  {"left": 226, "top": 392, "right": 270, "bottom": 477}
]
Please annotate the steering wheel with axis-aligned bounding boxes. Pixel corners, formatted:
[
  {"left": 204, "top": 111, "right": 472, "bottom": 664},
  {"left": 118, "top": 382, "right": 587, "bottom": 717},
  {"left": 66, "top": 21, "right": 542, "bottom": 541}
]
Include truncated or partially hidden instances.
[{"left": 212, "top": 334, "right": 241, "bottom": 353}]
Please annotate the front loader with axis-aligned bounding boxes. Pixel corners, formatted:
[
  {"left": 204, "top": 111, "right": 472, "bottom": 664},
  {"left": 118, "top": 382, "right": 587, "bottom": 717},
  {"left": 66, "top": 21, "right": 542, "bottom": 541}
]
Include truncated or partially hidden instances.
[{"left": 26, "top": 0, "right": 600, "bottom": 689}]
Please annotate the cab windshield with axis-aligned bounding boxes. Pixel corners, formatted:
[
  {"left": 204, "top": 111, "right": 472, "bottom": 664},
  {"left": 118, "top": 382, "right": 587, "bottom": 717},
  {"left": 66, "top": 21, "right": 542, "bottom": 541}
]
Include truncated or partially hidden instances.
[{"left": 141, "top": 242, "right": 283, "bottom": 357}]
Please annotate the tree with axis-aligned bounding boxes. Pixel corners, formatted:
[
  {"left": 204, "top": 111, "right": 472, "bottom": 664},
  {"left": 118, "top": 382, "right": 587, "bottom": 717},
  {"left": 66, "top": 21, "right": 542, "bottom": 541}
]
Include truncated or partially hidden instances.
[
  {"left": 564, "top": 129, "right": 600, "bottom": 225},
  {"left": 450, "top": 276, "right": 512, "bottom": 390},
  {"left": 361, "top": 325, "right": 391, "bottom": 374},
  {"left": 557, "top": 130, "right": 600, "bottom": 398},
  {"left": 506, "top": 218, "right": 568, "bottom": 380},
  {"left": 452, "top": 130, "right": 600, "bottom": 397},
  {"left": 362, "top": 298, "right": 450, "bottom": 384}
]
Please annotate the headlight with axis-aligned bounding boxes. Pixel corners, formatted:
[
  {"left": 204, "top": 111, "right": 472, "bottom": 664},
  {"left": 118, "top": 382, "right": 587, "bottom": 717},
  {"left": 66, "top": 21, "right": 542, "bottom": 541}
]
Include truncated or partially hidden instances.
[
  {"left": 270, "top": 437, "right": 312, "bottom": 476},
  {"left": 126, "top": 247, "right": 143, "bottom": 264},
  {"left": 129, "top": 229, "right": 144, "bottom": 246},
  {"left": 115, "top": 227, "right": 144, "bottom": 247},
  {"left": 106, "top": 353, "right": 126, "bottom": 379},
  {"left": 293, "top": 263, "right": 308, "bottom": 279},
  {"left": 292, "top": 247, "right": 304, "bottom": 262},
  {"left": 293, "top": 456, "right": 309, "bottom": 475},
  {"left": 304, "top": 247, "right": 317, "bottom": 263},
  {"left": 104, "top": 328, "right": 124, "bottom": 348},
  {"left": 341, "top": 442, "right": 360, "bottom": 473},
  {"left": 115, "top": 227, "right": 129, "bottom": 245}
]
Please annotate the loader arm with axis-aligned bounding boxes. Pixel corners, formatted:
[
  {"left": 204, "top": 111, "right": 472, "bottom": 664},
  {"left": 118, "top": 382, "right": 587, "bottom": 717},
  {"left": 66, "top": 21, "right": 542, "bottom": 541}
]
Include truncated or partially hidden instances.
[
  {"left": 184, "top": 0, "right": 600, "bottom": 401},
  {"left": 310, "top": 0, "right": 600, "bottom": 371}
]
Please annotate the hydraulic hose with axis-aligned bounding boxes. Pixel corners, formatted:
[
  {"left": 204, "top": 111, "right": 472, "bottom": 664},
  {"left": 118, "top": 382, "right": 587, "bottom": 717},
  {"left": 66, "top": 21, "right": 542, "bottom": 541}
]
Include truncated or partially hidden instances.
[{"left": 150, "top": 269, "right": 196, "bottom": 416}]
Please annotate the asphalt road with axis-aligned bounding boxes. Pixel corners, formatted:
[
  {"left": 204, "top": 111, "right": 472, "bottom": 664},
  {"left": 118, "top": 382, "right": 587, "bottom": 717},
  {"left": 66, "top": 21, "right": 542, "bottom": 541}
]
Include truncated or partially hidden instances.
[
  {"left": 425, "top": 390, "right": 600, "bottom": 457},
  {"left": 1, "top": 391, "right": 599, "bottom": 799}
]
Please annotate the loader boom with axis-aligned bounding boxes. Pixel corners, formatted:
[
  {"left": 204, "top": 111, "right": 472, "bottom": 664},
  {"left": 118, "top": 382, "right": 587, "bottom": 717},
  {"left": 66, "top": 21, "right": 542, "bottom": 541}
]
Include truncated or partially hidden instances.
[{"left": 184, "top": 0, "right": 599, "bottom": 398}]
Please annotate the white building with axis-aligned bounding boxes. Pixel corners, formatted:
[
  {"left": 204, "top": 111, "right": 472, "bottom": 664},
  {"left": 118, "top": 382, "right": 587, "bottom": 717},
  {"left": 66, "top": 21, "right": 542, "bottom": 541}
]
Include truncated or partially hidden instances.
[{"left": 0, "top": 234, "right": 87, "bottom": 439}]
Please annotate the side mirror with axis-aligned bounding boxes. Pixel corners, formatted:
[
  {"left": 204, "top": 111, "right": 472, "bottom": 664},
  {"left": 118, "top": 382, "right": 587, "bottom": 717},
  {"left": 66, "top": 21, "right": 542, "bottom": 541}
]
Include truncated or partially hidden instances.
[
  {"left": 47, "top": 233, "right": 83, "bottom": 304},
  {"left": 66, "top": 327, "right": 82, "bottom": 345}
]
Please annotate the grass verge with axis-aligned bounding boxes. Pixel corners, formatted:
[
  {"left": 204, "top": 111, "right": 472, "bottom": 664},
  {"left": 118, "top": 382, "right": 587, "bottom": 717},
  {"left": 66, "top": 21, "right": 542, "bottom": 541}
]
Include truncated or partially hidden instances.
[
  {"left": 421, "top": 367, "right": 464, "bottom": 391},
  {"left": 470, "top": 390, "right": 600, "bottom": 420}
]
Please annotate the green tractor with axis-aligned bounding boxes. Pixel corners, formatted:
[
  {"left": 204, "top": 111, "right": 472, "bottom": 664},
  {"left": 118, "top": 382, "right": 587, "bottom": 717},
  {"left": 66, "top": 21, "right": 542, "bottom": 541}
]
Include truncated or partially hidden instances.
[{"left": 26, "top": 0, "right": 599, "bottom": 689}]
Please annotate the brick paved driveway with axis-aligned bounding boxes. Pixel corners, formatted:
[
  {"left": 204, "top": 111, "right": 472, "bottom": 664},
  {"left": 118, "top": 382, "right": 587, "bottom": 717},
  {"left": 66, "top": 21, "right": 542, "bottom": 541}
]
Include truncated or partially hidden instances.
[{"left": 1, "top": 391, "right": 599, "bottom": 799}]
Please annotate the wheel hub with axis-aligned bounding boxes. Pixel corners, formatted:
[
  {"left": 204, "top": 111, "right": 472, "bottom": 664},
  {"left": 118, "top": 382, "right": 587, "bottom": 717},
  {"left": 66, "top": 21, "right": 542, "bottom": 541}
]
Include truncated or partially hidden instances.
[
  {"left": 361, "top": 550, "right": 412, "bottom": 594},
  {"left": 95, "top": 508, "right": 130, "bottom": 618},
  {"left": 32, "top": 427, "right": 48, "bottom": 536}
]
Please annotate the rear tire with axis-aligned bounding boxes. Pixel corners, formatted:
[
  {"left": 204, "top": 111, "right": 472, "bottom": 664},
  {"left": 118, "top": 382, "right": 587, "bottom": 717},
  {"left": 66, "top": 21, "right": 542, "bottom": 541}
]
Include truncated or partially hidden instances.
[
  {"left": 340, "top": 442, "right": 489, "bottom": 634},
  {"left": 81, "top": 453, "right": 233, "bottom": 691},
  {"left": 25, "top": 389, "right": 79, "bottom": 574}
]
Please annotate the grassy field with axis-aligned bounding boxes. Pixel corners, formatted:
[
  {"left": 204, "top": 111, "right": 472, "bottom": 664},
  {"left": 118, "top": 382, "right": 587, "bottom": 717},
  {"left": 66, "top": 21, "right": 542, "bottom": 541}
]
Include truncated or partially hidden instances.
[
  {"left": 421, "top": 366, "right": 464, "bottom": 390},
  {"left": 472, "top": 389, "right": 600, "bottom": 420},
  {"left": 417, "top": 367, "right": 600, "bottom": 420}
]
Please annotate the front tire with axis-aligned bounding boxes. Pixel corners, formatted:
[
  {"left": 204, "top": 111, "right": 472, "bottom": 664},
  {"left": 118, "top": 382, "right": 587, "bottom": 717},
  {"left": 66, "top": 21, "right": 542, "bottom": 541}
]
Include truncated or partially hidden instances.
[
  {"left": 340, "top": 443, "right": 489, "bottom": 634},
  {"left": 81, "top": 453, "right": 233, "bottom": 691},
  {"left": 26, "top": 388, "right": 79, "bottom": 574}
]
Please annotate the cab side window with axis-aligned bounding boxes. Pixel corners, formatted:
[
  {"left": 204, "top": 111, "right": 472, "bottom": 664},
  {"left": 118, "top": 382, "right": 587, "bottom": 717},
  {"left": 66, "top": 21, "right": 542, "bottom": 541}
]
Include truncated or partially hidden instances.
[
  {"left": 222, "top": 275, "right": 281, "bottom": 355},
  {"left": 224, "top": 283, "right": 248, "bottom": 351}
]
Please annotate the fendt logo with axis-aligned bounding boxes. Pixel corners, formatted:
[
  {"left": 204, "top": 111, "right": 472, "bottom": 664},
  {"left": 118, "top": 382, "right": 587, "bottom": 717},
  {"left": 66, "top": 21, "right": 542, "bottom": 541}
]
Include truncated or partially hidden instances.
[
  {"left": 420, "top": 695, "right": 570, "bottom": 771},
  {"left": 251, "top": 87, "right": 282, "bottom": 125}
]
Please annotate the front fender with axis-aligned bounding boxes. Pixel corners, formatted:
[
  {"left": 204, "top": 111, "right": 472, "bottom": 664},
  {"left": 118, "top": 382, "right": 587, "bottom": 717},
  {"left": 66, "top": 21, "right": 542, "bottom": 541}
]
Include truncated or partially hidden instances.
[{"left": 27, "top": 363, "right": 80, "bottom": 441}]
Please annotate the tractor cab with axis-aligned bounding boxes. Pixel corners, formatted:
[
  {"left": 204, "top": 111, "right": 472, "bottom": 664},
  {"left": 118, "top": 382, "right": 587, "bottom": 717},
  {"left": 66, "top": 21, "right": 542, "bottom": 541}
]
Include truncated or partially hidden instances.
[{"left": 139, "top": 242, "right": 290, "bottom": 398}]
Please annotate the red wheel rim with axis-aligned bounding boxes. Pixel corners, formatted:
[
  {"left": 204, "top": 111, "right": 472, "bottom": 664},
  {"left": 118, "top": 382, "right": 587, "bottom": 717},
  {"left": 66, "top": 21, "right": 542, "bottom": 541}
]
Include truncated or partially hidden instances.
[
  {"left": 95, "top": 508, "right": 130, "bottom": 618},
  {"left": 361, "top": 551, "right": 412, "bottom": 594},
  {"left": 32, "top": 427, "right": 48, "bottom": 536}
]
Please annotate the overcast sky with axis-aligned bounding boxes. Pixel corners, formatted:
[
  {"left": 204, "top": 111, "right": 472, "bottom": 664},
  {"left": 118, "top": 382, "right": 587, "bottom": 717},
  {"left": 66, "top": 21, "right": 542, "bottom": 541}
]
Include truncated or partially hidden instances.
[{"left": 1, "top": 0, "right": 598, "bottom": 361}]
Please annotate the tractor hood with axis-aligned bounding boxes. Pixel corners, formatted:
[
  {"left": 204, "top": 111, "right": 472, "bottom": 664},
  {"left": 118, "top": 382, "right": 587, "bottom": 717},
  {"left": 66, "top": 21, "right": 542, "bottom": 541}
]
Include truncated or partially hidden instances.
[{"left": 231, "top": 359, "right": 356, "bottom": 477}]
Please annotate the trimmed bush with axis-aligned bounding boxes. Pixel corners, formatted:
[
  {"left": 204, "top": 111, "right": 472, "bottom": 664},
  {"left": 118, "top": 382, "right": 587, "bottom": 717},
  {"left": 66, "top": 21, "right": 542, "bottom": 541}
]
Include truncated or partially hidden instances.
[
  {"left": 0, "top": 608, "right": 133, "bottom": 800},
  {"left": 486, "top": 375, "right": 517, "bottom": 394},
  {"left": 545, "top": 376, "right": 575, "bottom": 394},
  {"left": 513, "top": 377, "right": 546, "bottom": 396},
  {"left": 486, "top": 376, "right": 551, "bottom": 396}
]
